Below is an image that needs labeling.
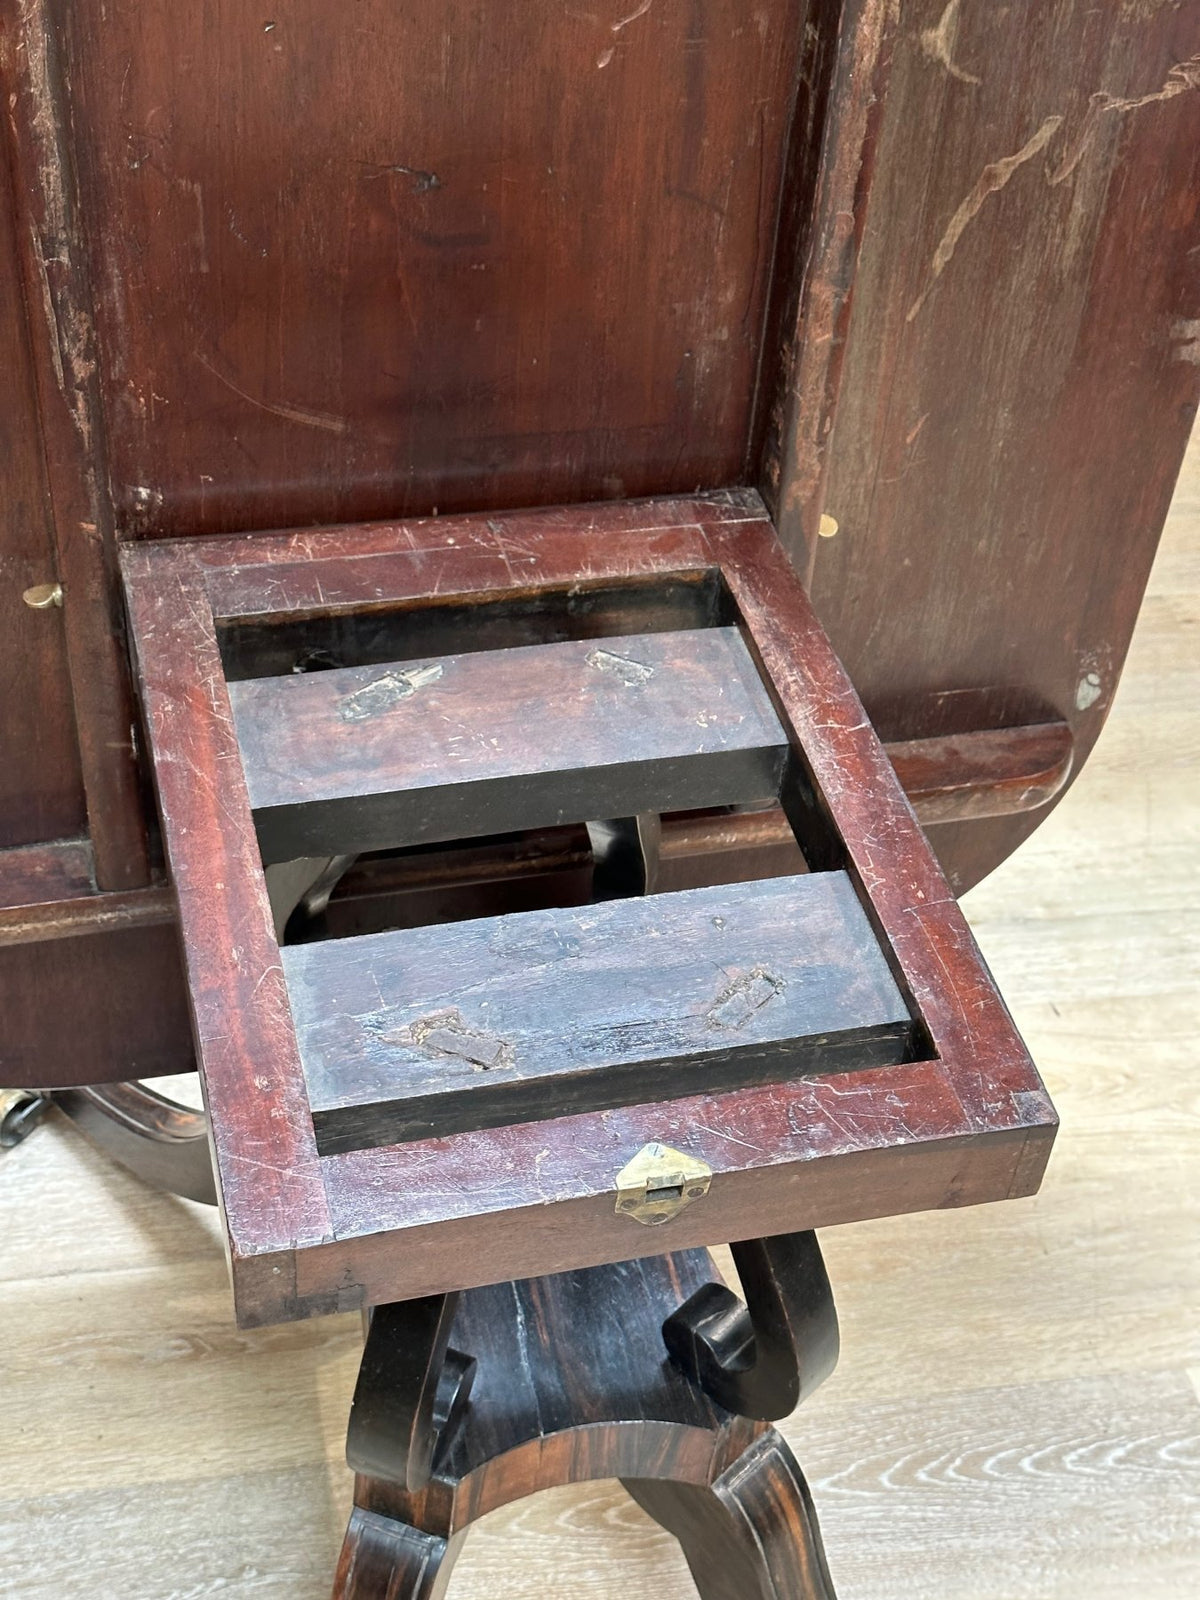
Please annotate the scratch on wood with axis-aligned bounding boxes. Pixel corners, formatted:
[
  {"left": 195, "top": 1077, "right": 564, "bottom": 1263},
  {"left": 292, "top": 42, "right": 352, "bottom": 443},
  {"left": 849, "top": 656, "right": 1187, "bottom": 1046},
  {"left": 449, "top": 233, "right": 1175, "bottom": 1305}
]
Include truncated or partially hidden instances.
[
  {"left": 1049, "top": 55, "right": 1200, "bottom": 185},
  {"left": 358, "top": 160, "right": 442, "bottom": 192},
  {"left": 907, "top": 115, "right": 1064, "bottom": 322},
  {"left": 612, "top": 0, "right": 654, "bottom": 32},
  {"left": 1171, "top": 318, "right": 1200, "bottom": 366},
  {"left": 706, "top": 967, "right": 786, "bottom": 1030},
  {"left": 920, "top": 0, "right": 981, "bottom": 86},
  {"left": 585, "top": 647, "right": 653, "bottom": 686},
  {"left": 17, "top": 0, "right": 96, "bottom": 448},
  {"left": 194, "top": 352, "right": 350, "bottom": 434},
  {"left": 338, "top": 664, "right": 443, "bottom": 721}
]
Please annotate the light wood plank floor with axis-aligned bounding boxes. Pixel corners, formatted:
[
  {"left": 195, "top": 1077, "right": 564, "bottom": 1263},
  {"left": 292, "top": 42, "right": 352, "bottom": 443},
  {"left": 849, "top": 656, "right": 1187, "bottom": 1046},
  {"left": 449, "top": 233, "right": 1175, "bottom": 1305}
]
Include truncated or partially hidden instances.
[{"left": 2, "top": 430, "right": 1197, "bottom": 1598}]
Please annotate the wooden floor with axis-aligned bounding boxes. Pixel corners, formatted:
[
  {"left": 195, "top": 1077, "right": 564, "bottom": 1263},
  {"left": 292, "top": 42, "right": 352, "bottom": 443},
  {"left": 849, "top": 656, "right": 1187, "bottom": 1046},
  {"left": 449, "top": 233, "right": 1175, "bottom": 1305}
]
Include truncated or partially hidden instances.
[{"left": 3, "top": 429, "right": 1198, "bottom": 1598}]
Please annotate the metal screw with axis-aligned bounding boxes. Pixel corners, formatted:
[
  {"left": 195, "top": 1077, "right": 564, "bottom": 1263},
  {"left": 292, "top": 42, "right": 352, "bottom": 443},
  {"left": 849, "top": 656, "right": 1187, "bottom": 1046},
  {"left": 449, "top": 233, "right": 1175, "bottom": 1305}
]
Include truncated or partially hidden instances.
[
  {"left": 23, "top": 582, "right": 63, "bottom": 609},
  {"left": 818, "top": 513, "right": 839, "bottom": 539}
]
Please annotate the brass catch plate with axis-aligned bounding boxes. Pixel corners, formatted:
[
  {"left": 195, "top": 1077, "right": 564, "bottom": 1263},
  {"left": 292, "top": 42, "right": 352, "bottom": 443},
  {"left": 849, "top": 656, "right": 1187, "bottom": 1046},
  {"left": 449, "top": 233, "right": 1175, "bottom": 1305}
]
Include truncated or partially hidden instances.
[{"left": 614, "top": 1142, "right": 712, "bottom": 1226}]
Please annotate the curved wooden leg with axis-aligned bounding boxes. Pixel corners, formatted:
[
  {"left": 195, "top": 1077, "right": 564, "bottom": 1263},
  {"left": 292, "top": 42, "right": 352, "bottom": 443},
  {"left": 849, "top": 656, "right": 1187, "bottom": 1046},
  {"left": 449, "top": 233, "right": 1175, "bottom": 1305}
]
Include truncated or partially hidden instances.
[
  {"left": 51, "top": 1081, "right": 216, "bottom": 1204},
  {"left": 333, "top": 1507, "right": 464, "bottom": 1600},
  {"left": 623, "top": 1431, "right": 837, "bottom": 1600},
  {"left": 662, "top": 1230, "right": 839, "bottom": 1420}
]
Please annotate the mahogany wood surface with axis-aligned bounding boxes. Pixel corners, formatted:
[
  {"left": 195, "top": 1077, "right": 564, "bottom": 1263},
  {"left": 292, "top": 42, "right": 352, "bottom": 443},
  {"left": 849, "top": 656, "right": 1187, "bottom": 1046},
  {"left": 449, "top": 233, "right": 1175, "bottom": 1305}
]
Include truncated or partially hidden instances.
[
  {"left": 229, "top": 627, "right": 787, "bottom": 862},
  {"left": 25, "top": 0, "right": 818, "bottom": 539},
  {"left": 287, "top": 873, "right": 913, "bottom": 1153},
  {"left": 0, "top": 712, "right": 1076, "bottom": 1091},
  {"left": 119, "top": 495, "right": 1055, "bottom": 1326},
  {"left": 0, "top": 125, "right": 86, "bottom": 850},
  {"left": 0, "top": 918, "right": 192, "bottom": 1087},
  {"left": 0, "top": 1, "right": 1197, "bottom": 1045},
  {"left": 815, "top": 0, "right": 1200, "bottom": 890},
  {"left": 887, "top": 721, "right": 1074, "bottom": 826}
]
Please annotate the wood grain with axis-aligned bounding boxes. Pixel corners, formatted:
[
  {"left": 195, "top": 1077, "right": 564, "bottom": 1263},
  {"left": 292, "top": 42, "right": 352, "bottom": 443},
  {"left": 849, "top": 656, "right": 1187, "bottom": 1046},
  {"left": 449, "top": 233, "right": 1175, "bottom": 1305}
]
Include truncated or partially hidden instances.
[
  {"left": 229, "top": 627, "right": 788, "bottom": 862},
  {"left": 814, "top": 0, "right": 1200, "bottom": 892},
  {"left": 0, "top": 131, "right": 86, "bottom": 849},
  {"left": 29, "top": 0, "right": 813, "bottom": 537},
  {"left": 2, "top": 423, "right": 1195, "bottom": 1597},
  {"left": 121, "top": 497, "right": 1052, "bottom": 1324},
  {"left": 286, "top": 873, "right": 914, "bottom": 1152},
  {"left": 1, "top": 0, "right": 1194, "bottom": 918},
  {"left": 2, "top": 0, "right": 149, "bottom": 888}
]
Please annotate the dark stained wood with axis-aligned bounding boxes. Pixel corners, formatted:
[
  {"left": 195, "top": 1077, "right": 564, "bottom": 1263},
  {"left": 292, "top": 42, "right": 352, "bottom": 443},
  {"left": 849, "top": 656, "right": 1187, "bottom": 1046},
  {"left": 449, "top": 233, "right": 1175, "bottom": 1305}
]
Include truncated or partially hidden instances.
[
  {"left": 50, "top": 1080, "right": 215, "bottom": 1205},
  {"left": 319, "top": 826, "right": 595, "bottom": 942},
  {"left": 229, "top": 627, "right": 788, "bottom": 863},
  {"left": 624, "top": 1436, "right": 839, "bottom": 1600},
  {"left": 2, "top": 0, "right": 149, "bottom": 889},
  {"left": 333, "top": 1513, "right": 463, "bottom": 1600},
  {"left": 31, "top": 0, "right": 815, "bottom": 539},
  {"left": 888, "top": 721, "right": 1074, "bottom": 826},
  {"left": 353, "top": 1252, "right": 763, "bottom": 1534},
  {"left": 339, "top": 1248, "right": 839, "bottom": 1598},
  {"left": 0, "top": 918, "right": 192, "bottom": 1089},
  {"left": 287, "top": 873, "right": 915, "bottom": 1154},
  {"left": 814, "top": 0, "right": 1200, "bottom": 892},
  {"left": 0, "top": 130, "right": 86, "bottom": 849},
  {"left": 120, "top": 496, "right": 1055, "bottom": 1326},
  {"left": 347, "top": 1294, "right": 473, "bottom": 1495},
  {"left": 663, "top": 1231, "right": 839, "bottom": 1422},
  {"left": 219, "top": 569, "right": 730, "bottom": 684}
]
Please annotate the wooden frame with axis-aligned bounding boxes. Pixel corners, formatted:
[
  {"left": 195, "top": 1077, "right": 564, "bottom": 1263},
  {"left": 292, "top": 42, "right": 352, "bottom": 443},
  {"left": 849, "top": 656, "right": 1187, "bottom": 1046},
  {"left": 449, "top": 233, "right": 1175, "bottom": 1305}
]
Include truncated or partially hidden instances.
[{"left": 120, "top": 493, "right": 1056, "bottom": 1327}]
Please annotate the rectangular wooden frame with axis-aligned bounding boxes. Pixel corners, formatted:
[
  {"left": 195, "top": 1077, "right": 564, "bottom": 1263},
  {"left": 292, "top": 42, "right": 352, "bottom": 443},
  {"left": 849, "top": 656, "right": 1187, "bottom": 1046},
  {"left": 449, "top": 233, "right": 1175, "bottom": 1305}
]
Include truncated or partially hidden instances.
[{"left": 120, "top": 493, "right": 1057, "bottom": 1327}]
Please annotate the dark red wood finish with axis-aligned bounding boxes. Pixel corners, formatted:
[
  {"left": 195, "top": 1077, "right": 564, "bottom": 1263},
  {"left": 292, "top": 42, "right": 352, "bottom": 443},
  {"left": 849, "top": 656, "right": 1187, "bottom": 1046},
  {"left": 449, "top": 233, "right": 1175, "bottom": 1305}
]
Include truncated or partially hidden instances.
[
  {"left": 121, "top": 495, "right": 1056, "bottom": 1326},
  {"left": 1, "top": 2, "right": 1197, "bottom": 1073},
  {"left": 0, "top": 136, "right": 87, "bottom": 851},
  {"left": 815, "top": 0, "right": 1200, "bottom": 890}
]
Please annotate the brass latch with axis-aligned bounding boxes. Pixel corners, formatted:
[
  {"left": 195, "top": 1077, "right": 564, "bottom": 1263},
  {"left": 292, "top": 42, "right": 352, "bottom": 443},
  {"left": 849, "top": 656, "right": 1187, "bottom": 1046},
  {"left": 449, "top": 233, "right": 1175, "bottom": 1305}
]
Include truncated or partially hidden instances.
[{"left": 614, "top": 1142, "right": 711, "bottom": 1226}]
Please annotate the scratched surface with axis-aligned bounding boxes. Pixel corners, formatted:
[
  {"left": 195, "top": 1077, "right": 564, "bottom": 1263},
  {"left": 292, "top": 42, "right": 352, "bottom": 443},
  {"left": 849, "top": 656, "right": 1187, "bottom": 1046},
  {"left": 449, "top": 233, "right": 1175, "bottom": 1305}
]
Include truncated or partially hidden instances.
[
  {"left": 33, "top": 0, "right": 808, "bottom": 537},
  {"left": 227, "top": 626, "right": 788, "bottom": 860},
  {"left": 120, "top": 498, "right": 1055, "bottom": 1323},
  {"left": 285, "top": 871, "right": 915, "bottom": 1151},
  {"left": 815, "top": 0, "right": 1200, "bottom": 890}
]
